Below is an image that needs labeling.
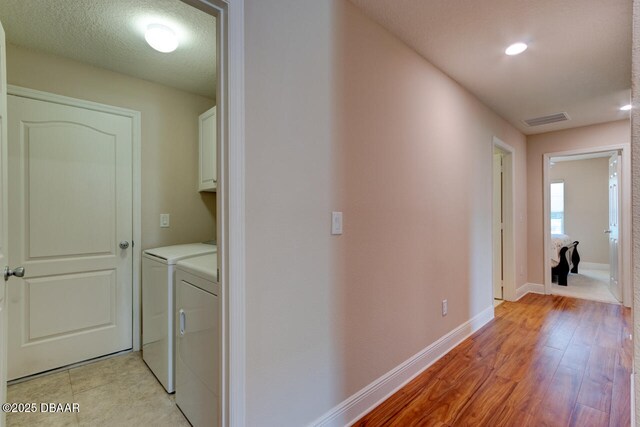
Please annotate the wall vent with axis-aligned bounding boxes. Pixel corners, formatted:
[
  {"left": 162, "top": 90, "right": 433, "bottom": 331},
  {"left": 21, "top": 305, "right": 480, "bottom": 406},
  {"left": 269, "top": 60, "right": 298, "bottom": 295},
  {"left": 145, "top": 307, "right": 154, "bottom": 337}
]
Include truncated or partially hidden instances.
[{"left": 522, "top": 112, "right": 570, "bottom": 127}]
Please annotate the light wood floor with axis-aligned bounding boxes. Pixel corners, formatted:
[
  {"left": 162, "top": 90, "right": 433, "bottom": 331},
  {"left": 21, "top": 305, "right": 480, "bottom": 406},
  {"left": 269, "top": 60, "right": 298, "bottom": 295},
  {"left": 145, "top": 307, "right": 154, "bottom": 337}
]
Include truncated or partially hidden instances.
[{"left": 354, "top": 294, "right": 632, "bottom": 427}]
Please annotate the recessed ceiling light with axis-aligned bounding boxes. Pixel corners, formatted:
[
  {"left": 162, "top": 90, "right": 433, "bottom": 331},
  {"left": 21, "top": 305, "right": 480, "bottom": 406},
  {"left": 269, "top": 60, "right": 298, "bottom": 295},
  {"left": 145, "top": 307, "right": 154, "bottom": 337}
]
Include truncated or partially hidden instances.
[
  {"left": 505, "top": 42, "right": 528, "bottom": 56},
  {"left": 620, "top": 104, "right": 632, "bottom": 111},
  {"left": 145, "top": 24, "right": 179, "bottom": 53}
]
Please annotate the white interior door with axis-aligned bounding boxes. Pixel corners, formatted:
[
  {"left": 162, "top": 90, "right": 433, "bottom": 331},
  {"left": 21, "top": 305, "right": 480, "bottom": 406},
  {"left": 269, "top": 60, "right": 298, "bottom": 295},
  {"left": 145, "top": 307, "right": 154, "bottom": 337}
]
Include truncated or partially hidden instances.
[
  {"left": 608, "top": 153, "right": 621, "bottom": 301},
  {"left": 0, "top": 19, "right": 10, "bottom": 427},
  {"left": 7, "top": 94, "right": 133, "bottom": 380},
  {"left": 492, "top": 152, "right": 503, "bottom": 300}
]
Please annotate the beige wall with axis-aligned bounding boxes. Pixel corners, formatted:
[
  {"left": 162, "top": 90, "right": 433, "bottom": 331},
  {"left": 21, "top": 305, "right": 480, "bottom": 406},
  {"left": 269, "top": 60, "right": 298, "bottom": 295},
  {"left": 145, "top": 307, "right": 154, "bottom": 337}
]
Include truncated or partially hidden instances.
[
  {"left": 550, "top": 158, "right": 609, "bottom": 264},
  {"left": 245, "top": 1, "right": 527, "bottom": 425},
  {"left": 527, "top": 120, "right": 630, "bottom": 284},
  {"left": 6, "top": 44, "right": 216, "bottom": 251}
]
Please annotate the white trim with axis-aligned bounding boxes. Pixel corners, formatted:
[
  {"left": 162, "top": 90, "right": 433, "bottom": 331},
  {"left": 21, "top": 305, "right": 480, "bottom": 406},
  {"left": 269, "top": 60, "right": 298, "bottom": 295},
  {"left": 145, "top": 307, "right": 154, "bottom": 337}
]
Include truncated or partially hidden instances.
[
  {"left": 543, "top": 144, "right": 631, "bottom": 307},
  {"left": 132, "top": 108, "right": 142, "bottom": 351},
  {"left": 226, "top": 1, "right": 246, "bottom": 426},
  {"left": 180, "top": 1, "right": 245, "bottom": 425},
  {"left": 543, "top": 154, "right": 551, "bottom": 295},
  {"left": 308, "top": 306, "right": 495, "bottom": 427},
  {"left": 6, "top": 85, "right": 143, "bottom": 351},
  {"left": 515, "top": 283, "right": 546, "bottom": 301},
  {"left": 553, "top": 151, "right": 616, "bottom": 162},
  {"left": 492, "top": 137, "right": 516, "bottom": 301},
  {"left": 579, "top": 262, "right": 610, "bottom": 271}
]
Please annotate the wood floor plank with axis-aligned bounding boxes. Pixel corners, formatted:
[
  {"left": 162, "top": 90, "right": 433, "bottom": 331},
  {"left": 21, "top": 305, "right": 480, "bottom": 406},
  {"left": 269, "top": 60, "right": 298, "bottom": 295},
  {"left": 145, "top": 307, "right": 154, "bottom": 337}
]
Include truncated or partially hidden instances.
[
  {"left": 497, "top": 345, "right": 564, "bottom": 417},
  {"left": 493, "top": 406, "right": 540, "bottom": 427},
  {"left": 354, "top": 353, "right": 451, "bottom": 426},
  {"left": 354, "top": 295, "right": 631, "bottom": 427},
  {"left": 539, "top": 365, "right": 583, "bottom": 426},
  {"left": 609, "top": 354, "right": 631, "bottom": 427},
  {"left": 559, "top": 343, "right": 591, "bottom": 373},
  {"left": 387, "top": 365, "right": 492, "bottom": 427},
  {"left": 576, "top": 375, "right": 612, "bottom": 413},
  {"left": 569, "top": 404, "right": 609, "bottom": 427},
  {"left": 451, "top": 374, "right": 517, "bottom": 426},
  {"left": 585, "top": 346, "right": 617, "bottom": 384}
]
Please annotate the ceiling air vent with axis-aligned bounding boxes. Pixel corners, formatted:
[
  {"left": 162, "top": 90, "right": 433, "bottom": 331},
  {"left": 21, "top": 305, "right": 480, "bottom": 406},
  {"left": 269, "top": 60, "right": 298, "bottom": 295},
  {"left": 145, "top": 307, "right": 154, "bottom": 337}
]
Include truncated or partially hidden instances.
[{"left": 522, "top": 112, "right": 570, "bottom": 127}]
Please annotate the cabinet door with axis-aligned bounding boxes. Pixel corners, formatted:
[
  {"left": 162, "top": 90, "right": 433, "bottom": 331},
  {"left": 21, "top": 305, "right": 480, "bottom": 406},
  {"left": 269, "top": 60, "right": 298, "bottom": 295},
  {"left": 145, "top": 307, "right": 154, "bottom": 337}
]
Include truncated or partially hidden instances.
[{"left": 199, "top": 107, "right": 217, "bottom": 192}]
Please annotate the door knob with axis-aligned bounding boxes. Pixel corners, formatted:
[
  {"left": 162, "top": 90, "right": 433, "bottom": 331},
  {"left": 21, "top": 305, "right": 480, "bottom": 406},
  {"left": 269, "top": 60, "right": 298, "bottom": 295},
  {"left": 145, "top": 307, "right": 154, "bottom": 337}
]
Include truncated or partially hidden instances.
[
  {"left": 604, "top": 230, "right": 612, "bottom": 234},
  {"left": 119, "top": 241, "right": 130, "bottom": 249},
  {"left": 4, "top": 266, "right": 25, "bottom": 282}
]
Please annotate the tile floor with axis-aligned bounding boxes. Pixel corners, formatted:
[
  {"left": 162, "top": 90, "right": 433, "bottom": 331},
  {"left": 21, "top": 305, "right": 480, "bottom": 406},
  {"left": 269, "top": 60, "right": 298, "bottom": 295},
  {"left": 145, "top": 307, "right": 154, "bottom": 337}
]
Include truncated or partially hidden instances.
[{"left": 6, "top": 352, "right": 189, "bottom": 427}]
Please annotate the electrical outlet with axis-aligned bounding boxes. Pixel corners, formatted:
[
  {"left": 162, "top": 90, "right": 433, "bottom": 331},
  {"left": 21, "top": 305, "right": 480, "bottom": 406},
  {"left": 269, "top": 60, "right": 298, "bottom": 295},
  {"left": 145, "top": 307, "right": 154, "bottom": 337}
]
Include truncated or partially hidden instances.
[
  {"left": 160, "top": 213, "right": 170, "bottom": 228},
  {"left": 442, "top": 299, "right": 448, "bottom": 317}
]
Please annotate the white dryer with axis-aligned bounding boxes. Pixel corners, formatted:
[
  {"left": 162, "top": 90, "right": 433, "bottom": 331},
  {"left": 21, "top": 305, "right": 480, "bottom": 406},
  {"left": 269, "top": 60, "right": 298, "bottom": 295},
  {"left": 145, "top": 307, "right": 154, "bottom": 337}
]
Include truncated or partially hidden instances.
[
  {"left": 175, "top": 253, "right": 220, "bottom": 427},
  {"left": 142, "top": 243, "right": 216, "bottom": 393}
]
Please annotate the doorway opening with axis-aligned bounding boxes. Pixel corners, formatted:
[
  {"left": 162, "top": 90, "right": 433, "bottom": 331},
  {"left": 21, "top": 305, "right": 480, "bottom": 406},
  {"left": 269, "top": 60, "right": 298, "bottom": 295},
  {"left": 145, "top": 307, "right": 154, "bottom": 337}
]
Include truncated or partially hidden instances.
[
  {"left": 0, "top": 0, "right": 229, "bottom": 425},
  {"left": 492, "top": 137, "right": 515, "bottom": 303},
  {"left": 543, "top": 146, "right": 631, "bottom": 306}
]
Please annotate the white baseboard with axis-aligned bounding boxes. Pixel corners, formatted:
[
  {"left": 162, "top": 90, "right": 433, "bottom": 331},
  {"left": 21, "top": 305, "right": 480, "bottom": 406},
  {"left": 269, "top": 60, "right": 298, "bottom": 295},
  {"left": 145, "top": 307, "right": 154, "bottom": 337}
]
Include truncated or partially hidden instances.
[
  {"left": 515, "top": 283, "right": 545, "bottom": 301},
  {"left": 580, "top": 262, "right": 609, "bottom": 271},
  {"left": 308, "top": 305, "right": 495, "bottom": 427}
]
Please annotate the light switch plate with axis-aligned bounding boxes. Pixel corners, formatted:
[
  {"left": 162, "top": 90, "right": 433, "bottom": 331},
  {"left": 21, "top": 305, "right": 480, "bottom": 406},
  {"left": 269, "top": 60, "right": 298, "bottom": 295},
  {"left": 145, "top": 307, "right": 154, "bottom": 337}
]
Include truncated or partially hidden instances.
[
  {"left": 160, "top": 213, "right": 170, "bottom": 228},
  {"left": 331, "top": 212, "right": 343, "bottom": 235}
]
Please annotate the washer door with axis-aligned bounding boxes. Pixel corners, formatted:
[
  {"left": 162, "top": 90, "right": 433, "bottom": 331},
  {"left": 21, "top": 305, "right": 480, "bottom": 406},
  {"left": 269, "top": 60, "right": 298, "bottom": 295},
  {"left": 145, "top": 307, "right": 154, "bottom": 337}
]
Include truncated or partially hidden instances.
[{"left": 176, "top": 279, "right": 219, "bottom": 426}]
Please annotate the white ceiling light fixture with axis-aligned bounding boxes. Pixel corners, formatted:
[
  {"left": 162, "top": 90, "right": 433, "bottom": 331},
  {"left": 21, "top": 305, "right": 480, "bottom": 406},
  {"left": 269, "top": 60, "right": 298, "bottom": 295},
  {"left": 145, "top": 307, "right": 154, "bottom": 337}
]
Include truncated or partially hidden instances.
[
  {"left": 145, "top": 23, "right": 179, "bottom": 53},
  {"left": 620, "top": 104, "right": 632, "bottom": 111},
  {"left": 505, "top": 42, "right": 528, "bottom": 56}
]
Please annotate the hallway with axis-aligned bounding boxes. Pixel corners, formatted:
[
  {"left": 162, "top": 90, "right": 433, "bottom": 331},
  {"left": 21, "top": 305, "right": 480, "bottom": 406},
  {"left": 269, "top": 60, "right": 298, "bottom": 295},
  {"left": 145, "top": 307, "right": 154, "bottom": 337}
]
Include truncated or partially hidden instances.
[{"left": 354, "top": 294, "right": 631, "bottom": 426}]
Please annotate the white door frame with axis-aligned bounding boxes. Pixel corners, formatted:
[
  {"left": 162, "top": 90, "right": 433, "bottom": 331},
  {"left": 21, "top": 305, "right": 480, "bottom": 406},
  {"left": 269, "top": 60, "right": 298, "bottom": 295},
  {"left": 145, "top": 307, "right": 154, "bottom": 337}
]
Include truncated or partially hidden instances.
[
  {"left": 6, "top": 85, "right": 143, "bottom": 350},
  {"left": 181, "top": 1, "right": 245, "bottom": 426},
  {"left": 7, "top": 0, "right": 247, "bottom": 422},
  {"left": 542, "top": 144, "right": 632, "bottom": 307},
  {"left": 492, "top": 137, "right": 516, "bottom": 302}
]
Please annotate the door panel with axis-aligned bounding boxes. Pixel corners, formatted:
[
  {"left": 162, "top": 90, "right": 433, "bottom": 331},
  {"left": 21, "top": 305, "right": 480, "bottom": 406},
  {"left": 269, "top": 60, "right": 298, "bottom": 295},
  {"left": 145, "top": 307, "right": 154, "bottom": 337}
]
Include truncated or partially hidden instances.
[
  {"left": 25, "top": 270, "right": 116, "bottom": 340},
  {"left": 608, "top": 153, "right": 621, "bottom": 301},
  {"left": 7, "top": 94, "right": 133, "bottom": 380},
  {"left": 0, "top": 19, "right": 9, "bottom": 427},
  {"left": 26, "top": 123, "right": 116, "bottom": 258}
]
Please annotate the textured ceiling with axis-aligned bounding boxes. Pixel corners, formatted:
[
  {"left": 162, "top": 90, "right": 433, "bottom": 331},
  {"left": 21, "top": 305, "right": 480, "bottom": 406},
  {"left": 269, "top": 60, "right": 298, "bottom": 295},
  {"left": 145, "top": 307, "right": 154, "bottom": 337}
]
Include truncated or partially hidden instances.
[
  {"left": 0, "top": 0, "right": 216, "bottom": 99},
  {"left": 350, "top": 0, "right": 632, "bottom": 135}
]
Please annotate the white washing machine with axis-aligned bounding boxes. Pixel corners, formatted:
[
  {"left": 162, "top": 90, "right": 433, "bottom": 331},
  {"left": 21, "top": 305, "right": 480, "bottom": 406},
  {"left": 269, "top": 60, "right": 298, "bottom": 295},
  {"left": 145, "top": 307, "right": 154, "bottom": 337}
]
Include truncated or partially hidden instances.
[
  {"left": 175, "top": 253, "right": 220, "bottom": 427},
  {"left": 142, "top": 243, "right": 216, "bottom": 393}
]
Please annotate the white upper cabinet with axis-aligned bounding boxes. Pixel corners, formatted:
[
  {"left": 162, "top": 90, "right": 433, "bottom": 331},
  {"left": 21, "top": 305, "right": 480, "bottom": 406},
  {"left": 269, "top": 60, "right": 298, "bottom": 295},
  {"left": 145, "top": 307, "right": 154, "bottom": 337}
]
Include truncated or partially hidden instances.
[{"left": 199, "top": 106, "right": 217, "bottom": 192}]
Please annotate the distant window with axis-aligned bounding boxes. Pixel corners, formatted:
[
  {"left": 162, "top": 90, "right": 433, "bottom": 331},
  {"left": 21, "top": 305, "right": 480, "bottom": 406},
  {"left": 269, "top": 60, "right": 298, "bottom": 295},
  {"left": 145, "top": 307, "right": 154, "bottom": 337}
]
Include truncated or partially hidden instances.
[{"left": 550, "top": 181, "right": 564, "bottom": 234}]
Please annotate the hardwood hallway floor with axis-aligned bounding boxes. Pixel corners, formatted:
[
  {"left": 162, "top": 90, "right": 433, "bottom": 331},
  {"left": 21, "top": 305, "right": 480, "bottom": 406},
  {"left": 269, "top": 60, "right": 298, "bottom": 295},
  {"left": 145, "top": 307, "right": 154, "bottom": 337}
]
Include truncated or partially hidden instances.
[{"left": 353, "top": 294, "right": 631, "bottom": 427}]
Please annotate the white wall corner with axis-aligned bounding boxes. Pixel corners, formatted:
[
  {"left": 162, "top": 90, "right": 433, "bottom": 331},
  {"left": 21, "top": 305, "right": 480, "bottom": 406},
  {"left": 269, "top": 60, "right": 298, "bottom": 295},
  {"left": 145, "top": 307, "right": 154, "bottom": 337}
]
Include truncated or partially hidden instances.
[
  {"left": 307, "top": 305, "right": 495, "bottom": 427},
  {"left": 515, "top": 283, "right": 546, "bottom": 301},
  {"left": 632, "top": 371, "right": 636, "bottom": 427}
]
